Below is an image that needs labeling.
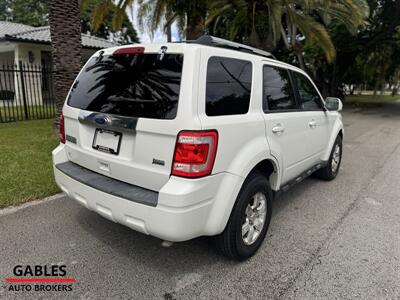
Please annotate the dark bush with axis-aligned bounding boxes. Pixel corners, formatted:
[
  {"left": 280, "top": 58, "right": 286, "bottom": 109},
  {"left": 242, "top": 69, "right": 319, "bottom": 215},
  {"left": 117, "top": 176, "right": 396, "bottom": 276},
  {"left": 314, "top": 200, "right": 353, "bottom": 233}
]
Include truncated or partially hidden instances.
[{"left": 0, "top": 90, "right": 15, "bottom": 101}]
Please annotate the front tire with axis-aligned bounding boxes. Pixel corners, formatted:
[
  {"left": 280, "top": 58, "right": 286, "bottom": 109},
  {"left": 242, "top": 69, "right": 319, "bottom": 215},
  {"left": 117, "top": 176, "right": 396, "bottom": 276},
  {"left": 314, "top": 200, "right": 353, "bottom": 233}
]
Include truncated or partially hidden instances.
[
  {"left": 215, "top": 172, "right": 272, "bottom": 260},
  {"left": 315, "top": 135, "right": 342, "bottom": 181}
]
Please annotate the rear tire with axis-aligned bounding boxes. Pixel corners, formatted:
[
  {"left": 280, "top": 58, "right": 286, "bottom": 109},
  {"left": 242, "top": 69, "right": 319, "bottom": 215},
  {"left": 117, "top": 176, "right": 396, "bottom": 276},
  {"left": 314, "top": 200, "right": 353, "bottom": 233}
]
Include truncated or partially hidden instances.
[
  {"left": 215, "top": 172, "right": 272, "bottom": 260},
  {"left": 315, "top": 135, "right": 342, "bottom": 181}
]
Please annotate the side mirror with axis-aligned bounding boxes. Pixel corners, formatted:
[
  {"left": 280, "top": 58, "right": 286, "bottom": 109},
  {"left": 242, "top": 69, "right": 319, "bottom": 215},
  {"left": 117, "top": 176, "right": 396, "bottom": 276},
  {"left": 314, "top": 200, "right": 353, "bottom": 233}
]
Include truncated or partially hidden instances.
[{"left": 325, "top": 97, "right": 343, "bottom": 112}]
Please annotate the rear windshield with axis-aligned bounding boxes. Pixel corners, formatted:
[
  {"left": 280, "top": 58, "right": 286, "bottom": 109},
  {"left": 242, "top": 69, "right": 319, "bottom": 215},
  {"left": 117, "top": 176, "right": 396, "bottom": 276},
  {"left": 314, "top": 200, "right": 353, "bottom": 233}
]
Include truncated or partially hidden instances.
[{"left": 67, "top": 53, "right": 183, "bottom": 119}]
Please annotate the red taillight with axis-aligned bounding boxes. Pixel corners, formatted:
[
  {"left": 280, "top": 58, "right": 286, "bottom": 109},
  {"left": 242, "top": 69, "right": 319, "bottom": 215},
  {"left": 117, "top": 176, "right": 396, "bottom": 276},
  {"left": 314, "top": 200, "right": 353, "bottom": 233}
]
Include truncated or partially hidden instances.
[
  {"left": 171, "top": 130, "right": 218, "bottom": 178},
  {"left": 59, "top": 114, "right": 65, "bottom": 144},
  {"left": 113, "top": 47, "right": 145, "bottom": 55}
]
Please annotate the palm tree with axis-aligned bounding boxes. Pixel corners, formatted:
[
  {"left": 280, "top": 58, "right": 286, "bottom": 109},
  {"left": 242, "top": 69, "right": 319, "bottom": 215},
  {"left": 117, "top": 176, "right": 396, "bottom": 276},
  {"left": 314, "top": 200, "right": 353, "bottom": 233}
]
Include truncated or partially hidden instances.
[
  {"left": 206, "top": 0, "right": 271, "bottom": 49},
  {"left": 136, "top": 0, "right": 208, "bottom": 39},
  {"left": 81, "top": 0, "right": 140, "bottom": 44},
  {"left": 49, "top": 0, "right": 82, "bottom": 122},
  {"left": 281, "top": 0, "right": 369, "bottom": 67},
  {"left": 88, "top": 0, "right": 207, "bottom": 41},
  {"left": 183, "top": 0, "right": 208, "bottom": 39},
  {"left": 207, "top": 0, "right": 369, "bottom": 67},
  {"left": 136, "top": 0, "right": 182, "bottom": 42},
  {"left": 87, "top": 0, "right": 135, "bottom": 34}
]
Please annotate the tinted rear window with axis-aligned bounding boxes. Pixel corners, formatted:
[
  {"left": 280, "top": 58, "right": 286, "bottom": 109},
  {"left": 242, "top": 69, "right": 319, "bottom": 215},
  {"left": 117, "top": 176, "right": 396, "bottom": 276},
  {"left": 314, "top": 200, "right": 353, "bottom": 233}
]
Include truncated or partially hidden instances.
[
  {"left": 67, "top": 53, "right": 183, "bottom": 119},
  {"left": 206, "top": 57, "right": 252, "bottom": 116}
]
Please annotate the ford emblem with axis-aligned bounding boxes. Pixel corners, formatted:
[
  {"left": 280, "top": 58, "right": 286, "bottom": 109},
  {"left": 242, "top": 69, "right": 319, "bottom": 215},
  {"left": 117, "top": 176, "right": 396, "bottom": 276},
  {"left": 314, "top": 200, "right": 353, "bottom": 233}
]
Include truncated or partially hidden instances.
[{"left": 94, "top": 116, "right": 108, "bottom": 125}]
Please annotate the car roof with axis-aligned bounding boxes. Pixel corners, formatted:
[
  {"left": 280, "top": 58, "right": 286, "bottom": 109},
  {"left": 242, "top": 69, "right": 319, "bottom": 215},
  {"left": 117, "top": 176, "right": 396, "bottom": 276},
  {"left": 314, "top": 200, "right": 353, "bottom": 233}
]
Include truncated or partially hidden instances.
[{"left": 96, "top": 42, "right": 305, "bottom": 75}]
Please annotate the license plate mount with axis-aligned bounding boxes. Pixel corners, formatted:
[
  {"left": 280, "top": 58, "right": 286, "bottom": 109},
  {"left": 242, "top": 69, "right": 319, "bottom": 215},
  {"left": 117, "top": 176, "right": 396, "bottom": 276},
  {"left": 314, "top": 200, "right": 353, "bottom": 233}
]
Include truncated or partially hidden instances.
[{"left": 92, "top": 129, "right": 122, "bottom": 155}]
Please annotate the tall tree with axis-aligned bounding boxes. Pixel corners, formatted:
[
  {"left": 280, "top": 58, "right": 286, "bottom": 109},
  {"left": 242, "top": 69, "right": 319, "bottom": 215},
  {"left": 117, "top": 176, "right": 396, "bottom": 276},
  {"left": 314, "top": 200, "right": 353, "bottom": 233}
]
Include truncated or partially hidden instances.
[
  {"left": 136, "top": 0, "right": 183, "bottom": 41},
  {"left": 318, "top": 0, "right": 400, "bottom": 97},
  {"left": 136, "top": 0, "right": 207, "bottom": 39},
  {"left": 49, "top": 0, "right": 82, "bottom": 121},
  {"left": 81, "top": 0, "right": 139, "bottom": 44},
  {"left": 89, "top": 0, "right": 208, "bottom": 40},
  {"left": 207, "top": 0, "right": 369, "bottom": 67},
  {"left": 0, "top": 0, "right": 48, "bottom": 26}
]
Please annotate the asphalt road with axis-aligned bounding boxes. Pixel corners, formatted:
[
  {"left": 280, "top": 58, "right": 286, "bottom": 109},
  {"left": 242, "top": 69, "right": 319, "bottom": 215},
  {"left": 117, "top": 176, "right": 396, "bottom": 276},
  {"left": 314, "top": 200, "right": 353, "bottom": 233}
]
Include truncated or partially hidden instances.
[{"left": 1, "top": 103, "right": 400, "bottom": 299}]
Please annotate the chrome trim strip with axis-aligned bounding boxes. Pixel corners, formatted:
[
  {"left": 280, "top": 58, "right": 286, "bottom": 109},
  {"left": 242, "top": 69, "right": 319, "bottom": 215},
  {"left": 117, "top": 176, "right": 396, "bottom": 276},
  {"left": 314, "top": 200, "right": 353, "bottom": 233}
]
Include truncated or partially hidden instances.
[{"left": 78, "top": 111, "right": 138, "bottom": 132}]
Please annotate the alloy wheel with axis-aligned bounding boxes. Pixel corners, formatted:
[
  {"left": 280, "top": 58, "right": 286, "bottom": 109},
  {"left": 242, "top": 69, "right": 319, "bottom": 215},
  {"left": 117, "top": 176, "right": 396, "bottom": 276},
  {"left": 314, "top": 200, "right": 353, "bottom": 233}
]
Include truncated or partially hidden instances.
[{"left": 242, "top": 192, "right": 267, "bottom": 245}]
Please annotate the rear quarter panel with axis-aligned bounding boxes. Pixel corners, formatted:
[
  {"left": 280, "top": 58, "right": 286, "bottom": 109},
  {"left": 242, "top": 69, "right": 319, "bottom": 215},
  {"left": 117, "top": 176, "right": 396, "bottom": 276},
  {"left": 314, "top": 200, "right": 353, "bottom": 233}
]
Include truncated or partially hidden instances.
[{"left": 196, "top": 48, "right": 280, "bottom": 188}]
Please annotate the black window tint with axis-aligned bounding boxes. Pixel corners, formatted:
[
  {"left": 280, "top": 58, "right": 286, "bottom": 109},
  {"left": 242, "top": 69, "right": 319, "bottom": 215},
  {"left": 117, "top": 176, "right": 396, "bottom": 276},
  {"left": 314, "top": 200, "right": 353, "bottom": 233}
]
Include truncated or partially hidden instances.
[
  {"left": 263, "top": 66, "right": 297, "bottom": 111},
  {"left": 292, "top": 72, "right": 322, "bottom": 110},
  {"left": 206, "top": 57, "right": 252, "bottom": 116},
  {"left": 67, "top": 53, "right": 183, "bottom": 119}
]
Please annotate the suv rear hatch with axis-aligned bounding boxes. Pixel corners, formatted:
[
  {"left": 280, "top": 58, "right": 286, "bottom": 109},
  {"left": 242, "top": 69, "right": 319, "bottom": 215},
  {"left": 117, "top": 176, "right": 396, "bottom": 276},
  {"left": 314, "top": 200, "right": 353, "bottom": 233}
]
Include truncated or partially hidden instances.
[{"left": 62, "top": 44, "right": 199, "bottom": 191}]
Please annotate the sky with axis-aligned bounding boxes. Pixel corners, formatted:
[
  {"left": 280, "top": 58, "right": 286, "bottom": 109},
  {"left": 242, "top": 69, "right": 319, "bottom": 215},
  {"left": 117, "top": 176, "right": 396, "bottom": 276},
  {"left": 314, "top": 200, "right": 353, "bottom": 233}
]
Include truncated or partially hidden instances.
[{"left": 127, "top": 2, "right": 180, "bottom": 43}]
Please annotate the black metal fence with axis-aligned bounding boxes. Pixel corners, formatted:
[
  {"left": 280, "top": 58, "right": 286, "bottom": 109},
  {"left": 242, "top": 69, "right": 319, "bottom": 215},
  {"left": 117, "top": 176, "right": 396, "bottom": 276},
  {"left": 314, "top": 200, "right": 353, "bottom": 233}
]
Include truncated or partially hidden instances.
[{"left": 0, "top": 62, "right": 56, "bottom": 123}]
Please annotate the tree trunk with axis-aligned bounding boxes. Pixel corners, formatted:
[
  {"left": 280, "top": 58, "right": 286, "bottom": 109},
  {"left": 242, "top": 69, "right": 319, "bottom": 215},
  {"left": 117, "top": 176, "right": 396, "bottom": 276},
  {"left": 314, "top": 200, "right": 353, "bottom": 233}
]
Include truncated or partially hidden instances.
[
  {"left": 280, "top": 25, "right": 290, "bottom": 50},
  {"left": 49, "top": 0, "right": 82, "bottom": 126},
  {"left": 289, "top": 25, "right": 306, "bottom": 71},
  {"left": 391, "top": 85, "right": 398, "bottom": 96},
  {"left": 166, "top": 24, "right": 172, "bottom": 42},
  {"left": 392, "top": 71, "right": 400, "bottom": 96},
  {"left": 378, "top": 72, "right": 385, "bottom": 96},
  {"left": 186, "top": 12, "right": 205, "bottom": 40},
  {"left": 380, "top": 80, "right": 385, "bottom": 95},
  {"left": 392, "top": 73, "right": 400, "bottom": 96},
  {"left": 329, "top": 58, "right": 338, "bottom": 96},
  {"left": 373, "top": 80, "right": 379, "bottom": 96},
  {"left": 185, "top": 1, "right": 206, "bottom": 40},
  {"left": 296, "top": 51, "right": 306, "bottom": 71},
  {"left": 248, "top": 1, "right": 260, "bottom": 48}
]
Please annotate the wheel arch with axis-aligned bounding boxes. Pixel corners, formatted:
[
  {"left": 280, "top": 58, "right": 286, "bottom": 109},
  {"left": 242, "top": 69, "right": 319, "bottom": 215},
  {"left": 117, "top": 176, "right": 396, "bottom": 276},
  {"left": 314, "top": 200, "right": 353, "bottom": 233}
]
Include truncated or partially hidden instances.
[
  {"left": 222, "top": 135, "right": 282, "bottom": 190},
  {"left": 246, "top": 158, "right": 280, "bottom": 191},
  {"left": 338, "top": 129, "right": 343, "bottom": 139},
  {"left": 204, "top": 156, "right": 280, "bottom": 236},
  {"left": 322, "top": 120, "right": 344, "bottom": 161}
]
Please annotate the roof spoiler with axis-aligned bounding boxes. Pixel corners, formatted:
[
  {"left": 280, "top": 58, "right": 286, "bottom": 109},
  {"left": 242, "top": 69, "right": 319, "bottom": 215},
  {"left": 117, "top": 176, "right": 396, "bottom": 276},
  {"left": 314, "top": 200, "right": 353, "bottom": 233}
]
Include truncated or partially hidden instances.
[{"left": 187, "top": 35, "right": 275, "bottom": 59}]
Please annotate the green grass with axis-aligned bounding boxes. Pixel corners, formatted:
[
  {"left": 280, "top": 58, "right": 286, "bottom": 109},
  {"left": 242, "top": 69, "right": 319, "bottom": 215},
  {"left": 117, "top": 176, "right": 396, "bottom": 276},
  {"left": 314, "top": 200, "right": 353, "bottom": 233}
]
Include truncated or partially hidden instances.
[
  {"left": 0, "top": 105, "right": 56, "bottom": 123},
  {"left": 0, "top": 119, "right": 60, "bottom": 208},
  {"left": 345, "top": 94, "right": 400, "bottom": 103}
]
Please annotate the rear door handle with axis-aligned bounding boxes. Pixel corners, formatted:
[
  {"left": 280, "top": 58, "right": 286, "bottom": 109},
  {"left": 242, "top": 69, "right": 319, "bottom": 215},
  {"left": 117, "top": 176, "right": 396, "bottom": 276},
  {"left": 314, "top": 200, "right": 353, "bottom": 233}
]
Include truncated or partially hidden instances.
[
  {"left": 309, "top": 120, "right": 317, "bottom": 128},
  {"left": 272, "top": 124, "right": 285, "bottom": 134}
]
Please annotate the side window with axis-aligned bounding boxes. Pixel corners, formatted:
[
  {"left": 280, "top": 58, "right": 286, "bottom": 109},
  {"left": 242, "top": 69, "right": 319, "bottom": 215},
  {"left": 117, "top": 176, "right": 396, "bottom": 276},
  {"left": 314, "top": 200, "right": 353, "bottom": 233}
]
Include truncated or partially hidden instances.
[
  {"left": 292, "top": 72, "right": 323, "bottom": 110},
  {"left": 263, "top": 66, "right": 297, "bottom": 112},
  {"left": 206, "top": 57, "right": 252, "bottom": 116}
]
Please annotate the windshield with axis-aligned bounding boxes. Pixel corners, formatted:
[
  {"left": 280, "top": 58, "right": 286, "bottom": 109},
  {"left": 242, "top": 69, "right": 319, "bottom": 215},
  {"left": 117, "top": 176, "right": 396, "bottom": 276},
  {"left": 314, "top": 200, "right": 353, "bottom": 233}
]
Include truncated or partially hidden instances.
[{"left": 67, "top": 53, "right": 184, "bottom": 119}]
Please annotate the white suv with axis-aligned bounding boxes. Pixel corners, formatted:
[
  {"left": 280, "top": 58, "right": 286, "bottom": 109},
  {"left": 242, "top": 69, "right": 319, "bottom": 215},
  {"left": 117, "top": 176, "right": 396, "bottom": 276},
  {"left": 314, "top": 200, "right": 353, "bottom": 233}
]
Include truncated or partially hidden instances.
[{"left": 53, "top": 36, "right": 343, "bottom": 260}]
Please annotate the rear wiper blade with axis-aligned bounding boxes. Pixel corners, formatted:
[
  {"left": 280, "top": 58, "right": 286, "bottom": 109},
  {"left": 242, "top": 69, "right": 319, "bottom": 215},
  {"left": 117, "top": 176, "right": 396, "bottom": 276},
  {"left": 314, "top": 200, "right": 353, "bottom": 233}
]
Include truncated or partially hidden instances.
[{"left": 107, "top": 95, "right": 157, "bottom": 103}]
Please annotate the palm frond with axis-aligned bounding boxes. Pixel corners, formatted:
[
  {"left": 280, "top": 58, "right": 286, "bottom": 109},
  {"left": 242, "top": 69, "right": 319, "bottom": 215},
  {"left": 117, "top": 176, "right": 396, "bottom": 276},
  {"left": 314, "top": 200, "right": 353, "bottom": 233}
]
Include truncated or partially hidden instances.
[
  {"left": 292, "top": 12, "right": 336, "bottom": 62},
  {"left": 91, "top": 0, "right": 113, "bottom": 32},
  {"left": 112, "top": 0, "right": 134, "bottom": 31}
]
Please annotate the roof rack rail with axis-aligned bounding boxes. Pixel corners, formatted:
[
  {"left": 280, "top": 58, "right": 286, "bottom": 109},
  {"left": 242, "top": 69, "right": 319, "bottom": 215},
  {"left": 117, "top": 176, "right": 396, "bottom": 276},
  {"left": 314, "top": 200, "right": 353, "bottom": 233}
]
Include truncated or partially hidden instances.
[{"left": 188, "top": 35, "right": 275, "bottom": 59}]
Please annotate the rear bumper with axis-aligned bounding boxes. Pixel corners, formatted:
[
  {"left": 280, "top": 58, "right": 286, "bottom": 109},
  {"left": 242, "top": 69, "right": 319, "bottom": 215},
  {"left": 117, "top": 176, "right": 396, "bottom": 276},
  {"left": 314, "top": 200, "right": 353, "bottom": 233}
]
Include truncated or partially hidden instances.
[
  {"left": 55, "top": 161, "right": 158, "bottom": 207},
  {"left": 53, "top": 145, "right": 243, "bottom": 242}
]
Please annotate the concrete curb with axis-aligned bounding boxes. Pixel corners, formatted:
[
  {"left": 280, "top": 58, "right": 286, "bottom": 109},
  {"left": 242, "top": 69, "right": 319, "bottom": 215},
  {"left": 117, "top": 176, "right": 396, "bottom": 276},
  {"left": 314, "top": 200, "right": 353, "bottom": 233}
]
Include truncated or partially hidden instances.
[{"left": 0, "top": 193, "right": 65, "bottom": 217}]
